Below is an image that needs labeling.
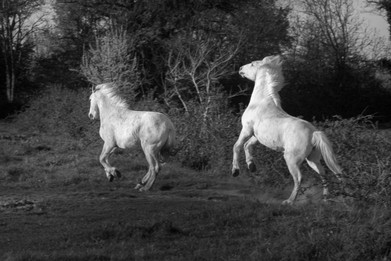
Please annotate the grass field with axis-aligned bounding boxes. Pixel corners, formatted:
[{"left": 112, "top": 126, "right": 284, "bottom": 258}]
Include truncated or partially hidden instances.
[{"left": 1, "top": 119, "right": 391, "bottom": 261}]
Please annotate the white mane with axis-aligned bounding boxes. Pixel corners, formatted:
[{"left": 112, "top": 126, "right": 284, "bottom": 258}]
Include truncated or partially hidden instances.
[
  {"left": 96, "top": 83, "right": 129, "bottom": 109},
  {"left": 255, "top": 56, "right": 285, "bottom": 107}
]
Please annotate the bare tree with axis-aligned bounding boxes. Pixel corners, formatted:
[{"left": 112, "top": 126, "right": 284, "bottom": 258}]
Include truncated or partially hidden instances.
[
  {"left": 299, "top": 0, "right": 372, "bottom": 68},
  {"left": 0, "top": 0, "right": 45, "bottom": 103},
  {"left": 165, "top": 35, "right": 240, "bottom": 121}
]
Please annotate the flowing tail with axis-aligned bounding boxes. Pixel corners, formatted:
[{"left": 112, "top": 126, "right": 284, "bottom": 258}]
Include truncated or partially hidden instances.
[{"left": 312, "top": 131, "right": 342, "bottom": 176}]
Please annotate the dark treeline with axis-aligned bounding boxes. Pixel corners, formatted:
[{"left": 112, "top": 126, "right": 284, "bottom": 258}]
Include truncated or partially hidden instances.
[{"left": 0, "top": 0, "right": 391, "bottom": 123}]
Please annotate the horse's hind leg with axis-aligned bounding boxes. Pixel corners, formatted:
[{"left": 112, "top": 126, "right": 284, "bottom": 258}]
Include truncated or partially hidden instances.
[
  {"left": 306, "top": 148, "right": 329, "bottom": 199},
  {"left": 136, "top": 144, "right": 160, "bottom": 191},
  {"left": 283, "top": 153, "right": 304, "bottom": 205},
  {"left": 99, "top": 142, "right": 121, "bottom": 182},
  {"left": 244, "top": 136, "right": 258, "bottom": 172}
]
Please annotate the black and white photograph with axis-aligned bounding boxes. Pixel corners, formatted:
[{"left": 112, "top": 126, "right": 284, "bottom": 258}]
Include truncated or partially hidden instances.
[{"left": 0, "top": 0, "right": 390, "bottom": 260}]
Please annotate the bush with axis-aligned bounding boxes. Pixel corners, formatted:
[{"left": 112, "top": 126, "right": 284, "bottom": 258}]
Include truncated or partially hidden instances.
[
  {"left": 15, "top": 85, "right": 98, "bottom": 141},
  {"left": 168, "top": 98, "right": 240, "bottom": 173},
  {"left": 81, "top": 28, "right": 141, "bottom": 102},
  {"left": 316, "top": 115, "right": 391, "bottom": 205}
]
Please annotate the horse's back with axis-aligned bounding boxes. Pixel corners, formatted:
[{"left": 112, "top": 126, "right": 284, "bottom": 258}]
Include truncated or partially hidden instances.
[
  {"left": 254, "top": 113, "right": 315, "bottom": 153},
  {"left": 105, "top": 110, "right": 175, "bottom": 149},
  {"left": 140, "top": 111, "right": 175, "bottom": 132}
]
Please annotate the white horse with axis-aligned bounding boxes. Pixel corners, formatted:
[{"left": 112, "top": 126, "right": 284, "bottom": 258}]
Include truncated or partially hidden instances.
[
  {"left": 232, "top": 55, "right": 342, "bottom": 205},
  {"left": 88, "top": 83, "right": 177, "bottom": 191}
]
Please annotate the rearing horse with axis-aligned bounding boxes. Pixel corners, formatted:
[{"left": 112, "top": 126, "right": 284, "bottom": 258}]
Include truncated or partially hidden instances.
[
  {"left": 88, "top": 83, "right": 177, "bottom": 191},
  {"left": 232, "top": 55, "right": 342, "bottom": 205}
]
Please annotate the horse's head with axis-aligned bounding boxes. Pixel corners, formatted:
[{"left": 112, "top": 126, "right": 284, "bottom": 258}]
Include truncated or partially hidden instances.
[
  {"left": 88, "top": 85, "right": 100, "bottom": 120},
  {"left": 239, "top": 55, "right": 282, "bottom": 81}
]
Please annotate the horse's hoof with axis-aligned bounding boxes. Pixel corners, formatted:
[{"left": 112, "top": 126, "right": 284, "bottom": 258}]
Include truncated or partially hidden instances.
[
  {"left": 114, "top": 169, "right": 121, "bottom": 178},
  {"left": 134, "top": 183, "right": 143, "bottom": 190},
  {"left": 232, "top": 169, "right": 240, "bottom": 177},
  {"left": 108, "top": 174, "right": 114, "bottom": 182},
  {"left": 248, "top": 162, "right": 256, "bottom": 172},
  {"left": 282, "top": 200, "right": 293, "bottom": 206}
]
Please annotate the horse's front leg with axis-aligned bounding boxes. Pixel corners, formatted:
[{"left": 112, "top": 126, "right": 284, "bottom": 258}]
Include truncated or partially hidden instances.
[
  {"left": 99, "top": 142, "right": 121, "bottom": 182},
  {"left": 232, "top": 127, "right": 253, "bottom": 177},
  {"left": 244, "top": 136, "right": 258, "bottom": 172}
]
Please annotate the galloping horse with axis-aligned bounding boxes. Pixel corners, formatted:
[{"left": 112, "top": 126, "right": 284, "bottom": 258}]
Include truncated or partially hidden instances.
[
  {"left": 232, "top": 55, "right": 342, "bottom": 205},
  {"left": 88, "top": 83, "right": 177, "bottom": 191}
]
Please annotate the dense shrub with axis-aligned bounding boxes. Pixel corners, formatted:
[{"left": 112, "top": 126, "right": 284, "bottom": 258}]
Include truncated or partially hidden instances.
[
  {"left": 169, "top": 99, "right": 240, "bottom": 173},
  {"left": 317, "top": 115, "right": 391, "bottom": 205},
  {"left": 14, "top": 85, "right": 98, "bottom": 141},
  {"left": 81, "top": 28, "right": 140, "bottom": 102},
  {"left": 282, "top": 58, "right": 391, "bottom": 122}
]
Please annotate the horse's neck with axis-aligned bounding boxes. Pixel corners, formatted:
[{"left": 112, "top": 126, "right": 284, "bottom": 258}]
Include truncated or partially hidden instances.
[
  {"left": 98, "top": 97, "right": 130, "bottom": 123},
  {"left": 248, "top": 72, "right": 281, "bottom": 108}
]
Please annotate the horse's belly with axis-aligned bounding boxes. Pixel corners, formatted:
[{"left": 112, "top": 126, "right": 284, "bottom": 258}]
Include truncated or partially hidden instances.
[
  {"left": 257, "top": 136, "right": 284, "bottom": 152},
  {"left": 116, "top": 135, "right": 140, "bottom": 149},
  {"left": 254, "top": 128, "right": 284, "bottom": 152}
]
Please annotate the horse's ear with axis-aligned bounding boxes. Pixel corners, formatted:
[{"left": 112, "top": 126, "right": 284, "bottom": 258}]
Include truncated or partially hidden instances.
[
  {"left": 267, "top": 55, "right": 282, "bottom": 67},
  {"left": 271, "top": 55, "right": 282, "bottom": 65},
  {"left": 91, "top": 86, "right": 95, "bottom": 93}
]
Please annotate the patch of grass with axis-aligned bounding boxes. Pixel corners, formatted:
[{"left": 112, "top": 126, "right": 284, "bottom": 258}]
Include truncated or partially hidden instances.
[
  {"left": 3, "top": 202, "right": 391, "bottom": 261},
  {"left": 3, "top": 166, "right": 27, "bottom": 182}
]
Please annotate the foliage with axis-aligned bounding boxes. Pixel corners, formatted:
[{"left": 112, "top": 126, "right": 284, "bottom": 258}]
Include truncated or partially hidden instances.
[
  {"left": 281, "top": 55, "right": 391, "bottom": 121},
  {"left": 14, "top": 85, "right": 98, "bottom": 140},
  {"left": 317, "top": 115, "right": 391, "bottom": 205},
  {"left": 164, "top": 34, "right": 239, "bottom": 116},
  {"left": 0, "top": 0, "right": 45, "bottom": 103},
  {"left": 81, "top": 28, "right": 141, "bottom": 101},
  {"left": 278, "top": 0, "right": 391, "bottom": 122},
  {"left": 170, "top": 97, "right": 240, "bottom": 172},
  {"left": 233, "top": 0, "right": 291, "bottom": 63},
  {"left": 50, "top": 0, "right": 291, "bottom": 96}
]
